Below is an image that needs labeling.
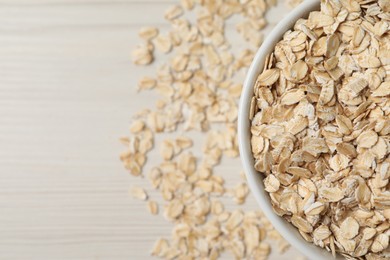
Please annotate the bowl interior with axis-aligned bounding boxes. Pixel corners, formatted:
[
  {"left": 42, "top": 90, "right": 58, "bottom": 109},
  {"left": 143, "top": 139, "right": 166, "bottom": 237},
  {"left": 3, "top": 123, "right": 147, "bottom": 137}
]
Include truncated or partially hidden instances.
[{"left": 238, "top": 0, "right": 343, "bottom": 259}]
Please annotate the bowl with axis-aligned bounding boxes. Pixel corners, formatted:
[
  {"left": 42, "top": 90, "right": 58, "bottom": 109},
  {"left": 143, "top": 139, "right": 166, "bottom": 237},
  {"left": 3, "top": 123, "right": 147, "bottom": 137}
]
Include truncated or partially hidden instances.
[{"left": 238, "top": 0, "right": 343, "bottom": 259}]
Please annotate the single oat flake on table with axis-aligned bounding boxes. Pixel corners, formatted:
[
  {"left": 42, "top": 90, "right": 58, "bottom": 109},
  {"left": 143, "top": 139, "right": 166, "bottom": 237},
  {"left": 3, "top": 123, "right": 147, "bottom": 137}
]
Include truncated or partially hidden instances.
[{"left": 251, "top": 0, "right": 390, "bottom": 259}]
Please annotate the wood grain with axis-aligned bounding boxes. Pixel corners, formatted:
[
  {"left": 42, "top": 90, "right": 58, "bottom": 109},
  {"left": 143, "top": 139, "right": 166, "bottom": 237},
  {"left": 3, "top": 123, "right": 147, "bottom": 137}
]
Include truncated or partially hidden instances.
[{"left": 0, "top": 1, "right": 302, "bottom": 259}]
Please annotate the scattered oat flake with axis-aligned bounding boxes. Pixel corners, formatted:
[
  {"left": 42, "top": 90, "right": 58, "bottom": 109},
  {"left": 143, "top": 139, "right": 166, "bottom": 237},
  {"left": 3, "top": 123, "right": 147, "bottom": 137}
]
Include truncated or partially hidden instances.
[
  {"left": 129, "top": 120, "right": 145, "bottom": 133},
  {"left": 138, "top": 26, "right": 159, "bottom": 41},
  {"left": 154, "top": 34, "right": 172, "bottom": 53},
  {"left": 138, "top": 76, "right": 156, "bottom": 91},
  {"left": 147, "top": 200, "right": 159, "bottom": 215},
  {"left": 132, "top": 45, "right": 153, "bottom": 65},
  {"left": 164, "top": 5, "right": 183, "bottom": 21},
  {"left": 226, "top": 210, "right": 244, "bottom": 231},
  {"left": 151, "top": 238, "right": 169, "bottom": 257},
  {"left": 164, "top": 199, "right": 184, "bottom": 220},
  {"left": 131, "top": 186, "right": 148, "bottom": 201}
]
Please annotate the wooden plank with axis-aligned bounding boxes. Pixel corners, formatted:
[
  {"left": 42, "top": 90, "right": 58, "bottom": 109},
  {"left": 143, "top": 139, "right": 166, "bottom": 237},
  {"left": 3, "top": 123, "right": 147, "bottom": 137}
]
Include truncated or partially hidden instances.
[
  {"left": 0, "top": 0, "right": 302, "bottom": 259},
  {"left": 0, "top": 0, "right": 176, "bottom": 5}
]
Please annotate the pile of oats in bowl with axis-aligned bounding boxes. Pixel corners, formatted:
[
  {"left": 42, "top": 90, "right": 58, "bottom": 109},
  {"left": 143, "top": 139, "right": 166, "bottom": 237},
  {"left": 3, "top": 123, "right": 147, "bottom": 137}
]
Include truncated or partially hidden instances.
[{"left": 250, "top": 0, "right": 390, "bottom": 259}]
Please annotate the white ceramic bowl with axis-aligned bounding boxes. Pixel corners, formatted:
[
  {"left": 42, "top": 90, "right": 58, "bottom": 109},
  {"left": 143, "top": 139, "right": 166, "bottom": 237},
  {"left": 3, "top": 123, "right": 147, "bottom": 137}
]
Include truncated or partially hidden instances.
[{"left": 238, "top": 0, "right": 343, "bottom": 259}]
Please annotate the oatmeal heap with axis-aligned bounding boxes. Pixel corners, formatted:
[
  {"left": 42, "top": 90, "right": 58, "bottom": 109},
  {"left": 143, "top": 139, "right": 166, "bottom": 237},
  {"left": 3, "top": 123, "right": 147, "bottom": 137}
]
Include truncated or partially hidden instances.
[{"left": 251, "top": 0, "right": 390, "bottom": 259}]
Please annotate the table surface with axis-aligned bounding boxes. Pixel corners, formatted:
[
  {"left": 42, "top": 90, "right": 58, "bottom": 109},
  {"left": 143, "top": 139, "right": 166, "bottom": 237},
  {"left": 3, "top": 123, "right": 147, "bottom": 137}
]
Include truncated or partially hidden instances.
[{"left": 0, "top": 0, "right": 303, "bottom": 259}]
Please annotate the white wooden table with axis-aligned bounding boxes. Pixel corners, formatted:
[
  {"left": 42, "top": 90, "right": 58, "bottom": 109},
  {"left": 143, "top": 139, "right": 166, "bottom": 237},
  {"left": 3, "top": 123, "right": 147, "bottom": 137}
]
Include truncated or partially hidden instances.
[{"left": 0, "top": 0, "right": 302, "bottom": 259}]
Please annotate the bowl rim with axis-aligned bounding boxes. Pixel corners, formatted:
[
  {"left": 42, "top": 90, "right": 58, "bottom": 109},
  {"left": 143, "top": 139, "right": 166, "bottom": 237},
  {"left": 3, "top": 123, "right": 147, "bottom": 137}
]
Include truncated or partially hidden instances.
[{"left": 238, "top": 0, "right": 342, "bottom": 259}]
